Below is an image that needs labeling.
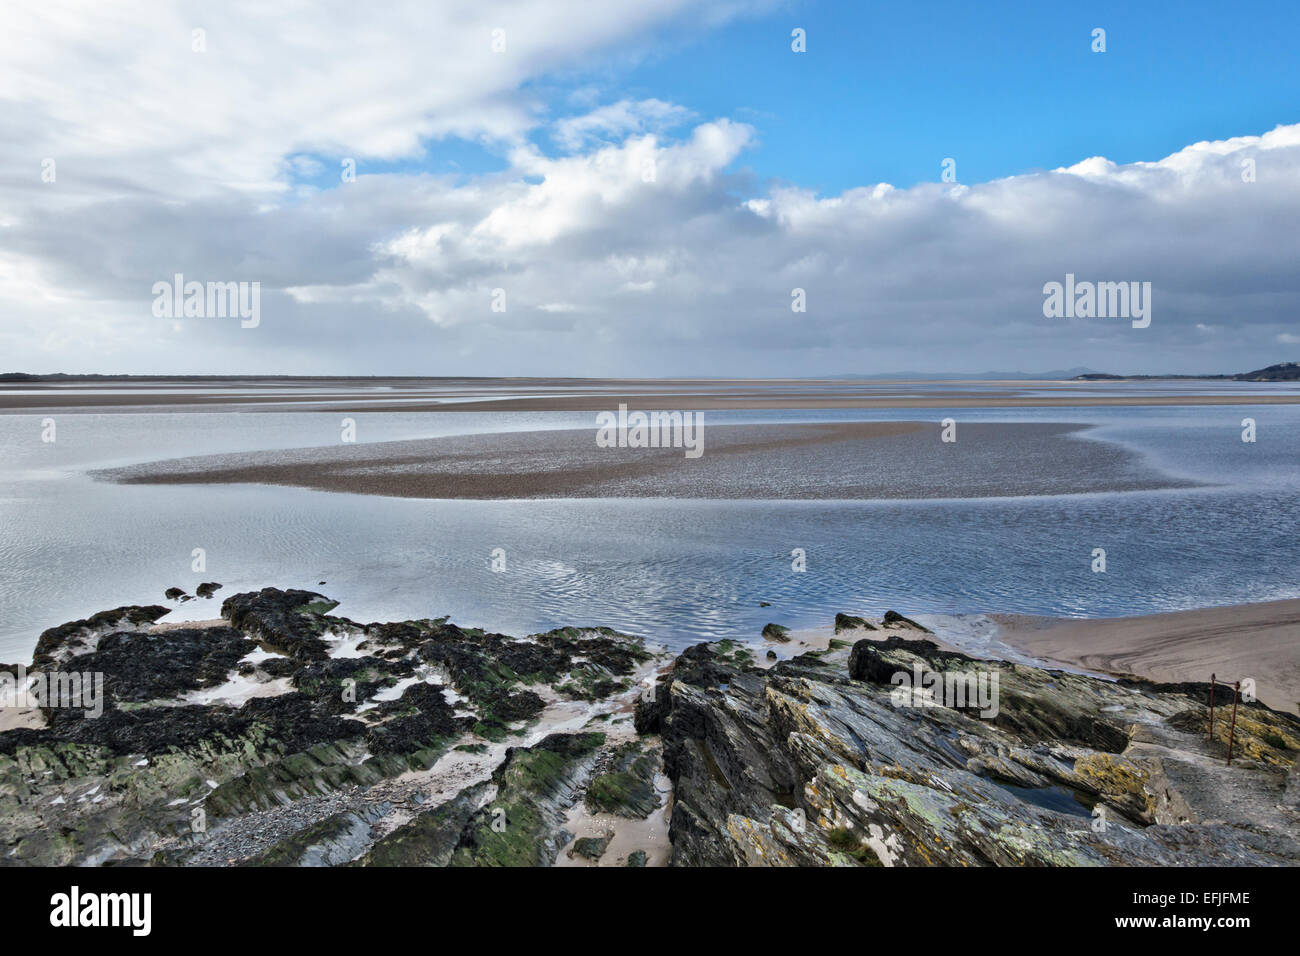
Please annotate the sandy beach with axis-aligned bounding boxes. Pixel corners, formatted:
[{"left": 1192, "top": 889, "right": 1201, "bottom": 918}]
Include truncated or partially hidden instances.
[{"left": 995, "top": 600, "right": 1300, "bottom": 715}]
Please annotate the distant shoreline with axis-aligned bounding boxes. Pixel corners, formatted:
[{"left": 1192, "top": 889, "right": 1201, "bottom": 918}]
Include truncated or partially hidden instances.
[
  {"left": 3, "top": 360, "right": 1297, "bottom": 384},
  {"left": 3, "top": 376, "right": 1300, "bottom": 413}
]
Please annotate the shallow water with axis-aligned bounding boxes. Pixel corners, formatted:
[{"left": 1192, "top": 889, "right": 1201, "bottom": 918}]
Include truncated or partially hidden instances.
[{"left": 0, "top": 390, "right": 1297, "bottom": 661}]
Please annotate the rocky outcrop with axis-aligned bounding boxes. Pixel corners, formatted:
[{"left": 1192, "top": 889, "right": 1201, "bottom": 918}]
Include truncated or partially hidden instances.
[
  {"left": 640, "top": 627, "right": 1300, "bottom": 866},
  {"left": 570, "top": 831, "right": 613, "bottom": 860},
  {"left": 31, "top": 605, "right": 169, "bottom": 669},
  {"left": 882, "top": 610, "right": 931, "bottom": 632},
  {"left": 246, "top": 804, "right": 391, "bottom": 866},
  {"left": 61, "top": 626, "right": 255, "bottom": 703},
  {"left": 1284, "top": 760, "right": 1300, "bottom": 812},
  {"left": 219, "top": 588, "right": 342, "bottom": 661},
  {"left": 353, "top": 783, "right": 492, "bottom": 867},
  {"left": 448, "top": 733, "right": 607, "bottom": 867},
  {"left": 9, "top": 590, "right": 1294, "bottom": 868},
  {"left": 585, "top": 740, "right": 661, "bottom": 818},
  {"left": 0, "top": 589, "right": 662, "bottom": 866},
  {"left": 834, "top": 613, "right": 875, "bottom": 633}
]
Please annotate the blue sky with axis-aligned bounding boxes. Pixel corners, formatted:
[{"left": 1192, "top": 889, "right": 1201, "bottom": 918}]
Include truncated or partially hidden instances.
[{"left": 479, "top": 0, "right": 1300, "bottom": 194}]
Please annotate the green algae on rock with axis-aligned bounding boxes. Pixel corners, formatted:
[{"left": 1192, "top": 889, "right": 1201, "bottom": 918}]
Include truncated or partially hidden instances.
[{"left": 0, "top": 589, "right": 663, "bottom": 866}]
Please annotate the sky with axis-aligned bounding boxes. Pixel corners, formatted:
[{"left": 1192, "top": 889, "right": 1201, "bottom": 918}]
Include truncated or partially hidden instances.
[{"left": 2, "top": 0, "right": 1298, "bottom": 376}]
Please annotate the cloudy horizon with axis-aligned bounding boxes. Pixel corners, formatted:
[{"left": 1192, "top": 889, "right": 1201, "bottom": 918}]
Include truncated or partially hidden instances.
[{"left": 3, "top": 1, "right": 1298, "bottom": 377}]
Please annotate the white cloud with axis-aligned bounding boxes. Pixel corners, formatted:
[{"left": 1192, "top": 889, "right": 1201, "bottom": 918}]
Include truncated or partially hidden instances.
[
  {"left": 0, "top": 0, "right": 731, "bottom": 197},
  {"left": 551, "top": 99, "right": 695, "bottom": 151},
  {"left": 1, "top": 2, "right": 1297, "bottom": 376}
]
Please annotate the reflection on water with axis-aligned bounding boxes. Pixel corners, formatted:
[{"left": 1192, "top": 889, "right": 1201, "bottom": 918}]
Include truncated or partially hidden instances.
[{"left": 0, "top": 397, "right": 1297, "bottom": 661}]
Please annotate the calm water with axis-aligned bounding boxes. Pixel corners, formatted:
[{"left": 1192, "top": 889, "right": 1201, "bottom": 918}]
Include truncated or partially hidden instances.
[{"left": 1, "top": 387, "right": 1297, "bottom": 660}]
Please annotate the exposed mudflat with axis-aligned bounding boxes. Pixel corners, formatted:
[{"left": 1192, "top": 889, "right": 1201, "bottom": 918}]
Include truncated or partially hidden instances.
[{"left": 95, "top": 421, "right": 1198, "bottom": 500}]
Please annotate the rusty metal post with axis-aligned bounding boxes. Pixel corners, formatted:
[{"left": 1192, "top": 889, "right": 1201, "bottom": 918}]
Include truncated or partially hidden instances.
[
  {"left": 1208, "top": 673, "right": 1216, "bottom": 741},
  {"left": 1226, "top": 681, "right": 1240, "bottom": 766}
]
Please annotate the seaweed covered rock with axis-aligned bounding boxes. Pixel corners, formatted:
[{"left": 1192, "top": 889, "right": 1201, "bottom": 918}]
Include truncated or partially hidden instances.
[
  {"left": 364, "top": 682, "right": 468, "bottom": 756},
  {"left": 220, "top": 588, "right": 345, "bottom": 660},
  {"left": 61, "top": 627, "right": 255, "bottom": 704},
  {"left": 585, "top": 740, "right": 662, "bottom": 818},
  {"left": 353, "top": 783, "right": 493, "bottom": 867},
  {"left": 882, "top": 610, "right": 930, "bottom": 631},
  {"left": 834, "top": 613, "right": 875, "bottom": 633},
  {"left": 415, "top": 622, "right": 650, "bottom": 719},
  {"left": 448, "top": 733, "right": 607, "bottom": 867},
  {"left": 570, "top": 831, "right": 613, "bottom": 860},
  {"left": 0, "top": 592, "right": 663, "bottom": 866},
  {"left": 31, "top": 605, "right": 170, "bottom": 669}
]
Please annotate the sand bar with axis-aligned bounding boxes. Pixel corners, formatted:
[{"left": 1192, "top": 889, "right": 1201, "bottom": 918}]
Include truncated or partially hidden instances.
[{"left": 95, "top": 420, "right": 1196, "bottom": 501}]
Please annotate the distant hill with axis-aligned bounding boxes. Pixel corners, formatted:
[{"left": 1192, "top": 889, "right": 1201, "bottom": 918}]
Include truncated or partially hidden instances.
[
  {"left": 1236, "top": 361, "right": 1300, "bottom": 381},
  {"left": 4, "top": 363, "right": 1298, "bottom": 383},
  {"left": 1072, "top": 361, "right": 1300, "bottom": 382},
  {"left": 1072, "top": 372, "right": 1232, "bottom": 381},
  {"left": 828, "top": 367, "right": 1104, "bottom": 381}
]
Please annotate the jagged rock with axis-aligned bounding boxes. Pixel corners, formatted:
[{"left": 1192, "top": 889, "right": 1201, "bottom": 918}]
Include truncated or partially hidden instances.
[
  {"left": 585, "top": 740, "right": 661, "bottom": 817},
  {"left": 220, "top": 588, "right": 343, "bottom": 660},
  {"left": 353, "top": 783, "right": 492, "bottom": 866},
  {"left": 245, "top": 804, "right": 390, "bottom": 866},
  {"left": 1, "top": 592, "right": 663, "bottom": 867},
  {"left": 1283, "top": 761, "right": 1300, "bottom": 812},
  {"left": 448, "top": 733, "right": 606, "bottom": 867},
  {"left": 834, "top": 613, "right": 875, "bottom": 633},
  {"left": 848, "top": 636, "right": 1129, "bottom": 750},
  {"left": 626, "top": 849, "right": 648, "bottom": 867},
  {"left": 570, "top": 830, "right": 614, "bottom": 860},
  {"left": 882, "top": 610, "right": 931, "bottom": 632},
  {"left": 195, "top": 582, "right": 223, "bottom": 599},
  {"left": 7, "top": 690, "right": 364, "bottom": 759},
  {"left": 761, "top": 623, "right": 790, "bottom": 642},
  {"left": 645, "top": 638, "right": 1300, "bottom": 866}
]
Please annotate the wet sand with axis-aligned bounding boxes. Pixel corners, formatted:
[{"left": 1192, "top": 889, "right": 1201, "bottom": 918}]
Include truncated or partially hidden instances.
[
  {"left": 95, "top": 420, "right": 1197, "bottom": 500},
  {"left": 995, "top": 600, "right": 1300, "bottom": 715}
]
